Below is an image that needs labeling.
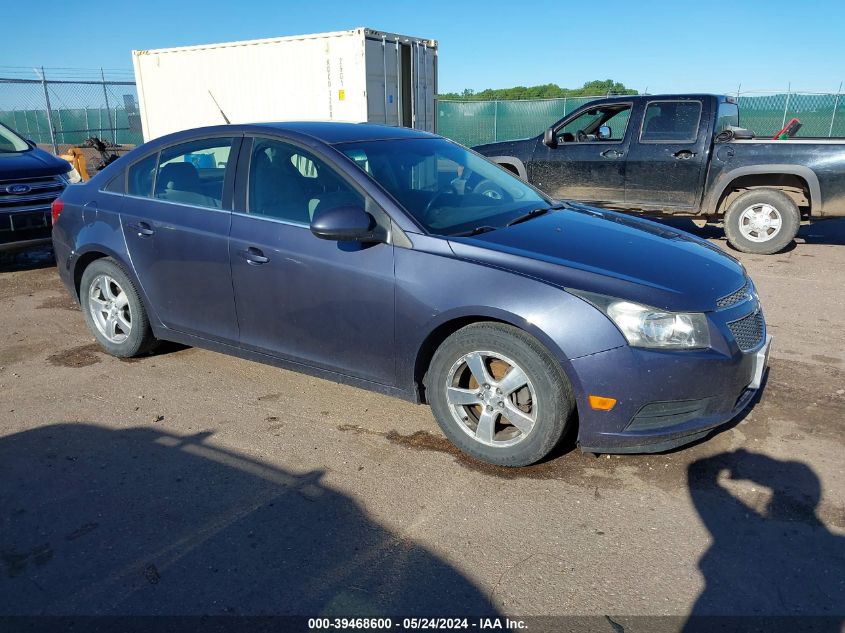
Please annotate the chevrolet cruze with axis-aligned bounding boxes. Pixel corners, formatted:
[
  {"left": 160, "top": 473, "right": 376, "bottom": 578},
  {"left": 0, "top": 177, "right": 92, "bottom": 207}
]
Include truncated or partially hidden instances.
[{"left": 52, "top": 123, "right": 771, "bottom": 466}]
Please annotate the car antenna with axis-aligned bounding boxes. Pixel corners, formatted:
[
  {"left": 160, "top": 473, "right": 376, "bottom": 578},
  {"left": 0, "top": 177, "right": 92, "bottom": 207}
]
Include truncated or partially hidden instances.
[{"left": 208, "top": 90, "right": 230, "bottom": 124}]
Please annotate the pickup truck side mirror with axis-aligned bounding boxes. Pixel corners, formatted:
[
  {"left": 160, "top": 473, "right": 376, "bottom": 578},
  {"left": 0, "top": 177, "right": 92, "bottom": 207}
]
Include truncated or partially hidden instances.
[
  {"left": 543, "top": 127, "right": 558, "bottom": 148},
  {"left": 597, "top": 125, "right": 612, "bottom": 140}
]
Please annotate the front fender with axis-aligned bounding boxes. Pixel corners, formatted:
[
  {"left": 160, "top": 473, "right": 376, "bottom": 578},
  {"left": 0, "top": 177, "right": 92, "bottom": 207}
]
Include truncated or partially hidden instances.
[
  {"left": 487, "top": 155, "right": 528, "bottom": 180},
  {"left": 394, "top": 240, "right": 626, "bottom": 393}
]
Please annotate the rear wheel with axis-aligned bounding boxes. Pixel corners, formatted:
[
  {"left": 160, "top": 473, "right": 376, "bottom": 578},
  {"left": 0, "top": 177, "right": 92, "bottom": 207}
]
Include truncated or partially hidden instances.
[
  {"left": 724, "top": 188, "right": 800, "bottom": 255},
  {"left": 427, "top": 322, "right": 575, "bottom": 466},
  {"left": 80, "top": 258, "right": 157, "bottom": 358}
]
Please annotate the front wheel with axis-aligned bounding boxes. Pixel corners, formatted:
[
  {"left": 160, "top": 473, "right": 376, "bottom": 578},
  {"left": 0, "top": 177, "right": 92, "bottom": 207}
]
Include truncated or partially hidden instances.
[
  {"left": 724, "top": 188, "right": 800, "bottom": 255},
  {"left": 427, "top": 323, "right": 575, "bottom": 466},
  {"left": 79, "top": 258, "right": 158, "bottom": 358}
]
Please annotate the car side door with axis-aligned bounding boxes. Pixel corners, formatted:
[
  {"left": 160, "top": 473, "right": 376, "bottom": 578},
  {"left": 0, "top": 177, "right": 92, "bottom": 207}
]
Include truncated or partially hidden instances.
[
  {"left": 229, "top": 136, "right": 396, "bottom": 385},
  {"left": 528, "top": 102, "right": 633, "bottom": 204},
  {"left": 624, "top": 99, "right": 711, "bottom": 209},
  {"left": 120, "top": 135, "right": 241, "bottom": 344}
]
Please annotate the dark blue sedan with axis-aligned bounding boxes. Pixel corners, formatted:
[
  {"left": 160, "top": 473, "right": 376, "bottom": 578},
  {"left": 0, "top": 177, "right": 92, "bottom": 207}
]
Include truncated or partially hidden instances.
[{"left": 52, "top": 122, "right": 771, "bottom": 466}]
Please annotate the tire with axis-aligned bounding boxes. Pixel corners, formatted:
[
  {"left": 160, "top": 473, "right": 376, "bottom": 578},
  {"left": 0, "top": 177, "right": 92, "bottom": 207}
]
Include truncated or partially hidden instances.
[
  {"left": 724, "top": 188, "right": 800, "bottom": 255},
  {"left": 426, "top": 322, "right": 575, "bottom": 467},
  {"left": 79, "top": 257, "right": 157, "bottom": 358}
]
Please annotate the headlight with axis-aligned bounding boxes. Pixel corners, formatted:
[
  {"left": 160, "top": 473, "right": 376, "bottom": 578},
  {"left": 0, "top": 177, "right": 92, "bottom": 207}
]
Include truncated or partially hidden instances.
[{"left": 571, "top": 290, "right": 710, "bottom": 349}]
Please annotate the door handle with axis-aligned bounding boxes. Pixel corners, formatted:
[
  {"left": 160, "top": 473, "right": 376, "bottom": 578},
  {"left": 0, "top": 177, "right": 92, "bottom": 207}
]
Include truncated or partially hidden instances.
[
  {"left": 601, "top": 149, "right": 624, "bottom": 158},
  {"left": 673, "top": 150, "right": 697, "bottom": 160},
  {"left": 126, "top": 221, "right": 154, "bottom": 237},
  {"left": 239, "top": 247, "right": 269, "bottom": 265}
]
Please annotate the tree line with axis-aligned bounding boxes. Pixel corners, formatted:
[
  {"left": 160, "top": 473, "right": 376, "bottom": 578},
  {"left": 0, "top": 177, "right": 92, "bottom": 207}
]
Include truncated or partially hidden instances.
[{"left": 438, "top": 79, "right": 637, "bottom": 101}]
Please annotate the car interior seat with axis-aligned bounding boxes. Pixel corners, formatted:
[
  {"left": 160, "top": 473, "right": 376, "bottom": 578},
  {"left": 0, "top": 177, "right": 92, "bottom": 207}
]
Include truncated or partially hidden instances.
[
  {"left": 250, "top": 149, "right": 312, "bottom": 224},
  {"left": 156, "top": 162, "right": 219, "bottom": 207}
]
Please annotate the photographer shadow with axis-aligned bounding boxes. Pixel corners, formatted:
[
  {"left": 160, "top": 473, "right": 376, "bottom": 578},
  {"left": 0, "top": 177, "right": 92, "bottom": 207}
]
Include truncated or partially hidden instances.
[
  {"left": 0, "top": 423, "right": 498, "bottom": 618},
  {"left": 683, "top": 449, "right": 844, "bottom": 632}
]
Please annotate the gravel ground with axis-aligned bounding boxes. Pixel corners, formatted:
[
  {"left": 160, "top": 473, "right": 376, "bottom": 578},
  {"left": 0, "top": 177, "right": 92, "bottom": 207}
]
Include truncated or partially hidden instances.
[{"left": 1, "top": 221, "right": 843, "bottom": 630}]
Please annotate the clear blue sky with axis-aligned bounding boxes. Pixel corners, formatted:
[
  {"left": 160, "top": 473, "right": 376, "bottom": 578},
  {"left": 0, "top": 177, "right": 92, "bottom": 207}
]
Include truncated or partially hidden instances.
[{"left": 3, "top": 0, "right": 843, "bottom": 94}]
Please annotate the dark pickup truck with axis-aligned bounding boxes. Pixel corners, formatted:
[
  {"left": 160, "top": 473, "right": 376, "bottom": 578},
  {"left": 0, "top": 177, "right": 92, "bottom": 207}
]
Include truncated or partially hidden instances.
[
  {"left": 0, "top": 122, "right": 71, "bottom": 253},
  {"left": 474, "top": 94, "right": 845, "bottom": 254}
]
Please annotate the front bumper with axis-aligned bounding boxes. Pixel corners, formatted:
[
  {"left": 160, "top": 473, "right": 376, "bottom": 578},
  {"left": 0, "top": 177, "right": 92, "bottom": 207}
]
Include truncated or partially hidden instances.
[
  {"left": 0, "top": 209, "right": 53, "bottom": 253},
  {"left": 569, "top": 335, "right": 771, "bottom": 454}
]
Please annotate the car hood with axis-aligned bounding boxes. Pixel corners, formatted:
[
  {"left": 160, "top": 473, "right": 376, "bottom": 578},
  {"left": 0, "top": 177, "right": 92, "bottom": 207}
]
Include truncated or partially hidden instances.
[
  {"left": 447, "top": 205, "right": 747, "bottom": 313},
  {"left": 0, "top": 147, "right": 70, "bottom": 180}
]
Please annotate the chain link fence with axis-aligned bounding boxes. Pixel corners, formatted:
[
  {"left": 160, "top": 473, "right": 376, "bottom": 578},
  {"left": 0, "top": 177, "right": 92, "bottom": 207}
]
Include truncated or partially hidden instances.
[
  {"left": 439, "top": 91, "right": 845, "bottom": 147},
  {"left": 0, "top": 67, "right": 143, "bottom": 153},
  {"left": 3, "top": 69, "right": 843, "bottom": 154}
]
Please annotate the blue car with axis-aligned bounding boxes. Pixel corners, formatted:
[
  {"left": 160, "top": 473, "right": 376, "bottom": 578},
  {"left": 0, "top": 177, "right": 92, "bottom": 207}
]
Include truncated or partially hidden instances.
[
  {"left": 52, "top": 123, "right": 771, "bottom": 466},
  {"left": 1, "top": 121, "right": 72, "bottom": 252}
]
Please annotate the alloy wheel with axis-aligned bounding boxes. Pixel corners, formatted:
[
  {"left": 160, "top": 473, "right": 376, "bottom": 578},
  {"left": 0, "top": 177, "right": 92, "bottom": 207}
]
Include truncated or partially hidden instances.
[{"left": 445, "top": 350, "right": 537, "bottom": 447}]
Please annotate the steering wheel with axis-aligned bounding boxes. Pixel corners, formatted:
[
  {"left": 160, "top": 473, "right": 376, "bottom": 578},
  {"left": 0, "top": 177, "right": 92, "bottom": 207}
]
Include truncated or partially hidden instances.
[
  {"left": 576, "top": 129, "right": 589, "bottom": 142},
  {"left": 421, "top": 185, "right": 456, "bottom": 221}
]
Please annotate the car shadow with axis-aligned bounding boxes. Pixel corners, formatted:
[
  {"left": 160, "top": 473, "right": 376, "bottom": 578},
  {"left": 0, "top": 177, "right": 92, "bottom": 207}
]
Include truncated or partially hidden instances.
[
  {"left": 0, "top": 423, "right": 499, "bottom": 619},
  {"left": 681, "top": 449, "right": 845, "bottom": 632},
  {"left": 0, "top": 246, "right": 55, "bottom": 273}
]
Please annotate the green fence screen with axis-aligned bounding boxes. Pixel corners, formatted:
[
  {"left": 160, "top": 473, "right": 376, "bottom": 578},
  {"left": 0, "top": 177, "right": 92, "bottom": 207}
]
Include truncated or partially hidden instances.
[{"left": 438, "top": 93, "right": 845, "bottom": 147}]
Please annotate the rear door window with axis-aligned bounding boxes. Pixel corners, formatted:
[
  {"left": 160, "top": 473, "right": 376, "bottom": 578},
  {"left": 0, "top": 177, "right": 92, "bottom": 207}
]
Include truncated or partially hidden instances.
[
  {"left": 155, "top": 138, "right": 235, "bottom": 208},
  {"left": 640, "top": 101, "right": 702, "bottom": 142}
]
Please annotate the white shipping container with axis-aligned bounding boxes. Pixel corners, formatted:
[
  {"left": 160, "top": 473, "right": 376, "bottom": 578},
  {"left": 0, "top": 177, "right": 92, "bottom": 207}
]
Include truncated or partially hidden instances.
[{"left": 132, "top": 28, "right": 437, "bottom": 141}]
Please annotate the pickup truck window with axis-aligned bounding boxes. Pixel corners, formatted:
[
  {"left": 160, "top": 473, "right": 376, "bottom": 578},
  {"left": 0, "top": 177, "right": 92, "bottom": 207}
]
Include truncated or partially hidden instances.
[
  {"left": 716, "top": 102, "right": 740, "bottom": 133},
  {"left": 641, "top": 101, "right": 702, "bottom": 143},
  {"left": 557, "top": 104, "right": 632, "bottom": 143}
]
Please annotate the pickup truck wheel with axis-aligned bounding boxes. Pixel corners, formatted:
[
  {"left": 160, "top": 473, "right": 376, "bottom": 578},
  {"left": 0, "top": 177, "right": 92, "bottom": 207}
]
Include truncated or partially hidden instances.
[
  {"left": 427, "top": 322, "right": 575, "bottom": 467},
  {"left": 724, "top": 189, "right": 800, "bottom": 255}
]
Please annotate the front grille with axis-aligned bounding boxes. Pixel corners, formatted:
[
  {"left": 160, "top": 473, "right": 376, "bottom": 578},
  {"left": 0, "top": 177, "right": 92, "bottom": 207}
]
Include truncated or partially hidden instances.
[
  {"left": 717, "top": 280, "right": 751, "bottom": 309},
  {"left": 0, "top": 175, "right": 65, "bottom": 212},
  {"left": 727, "top": 310, "right": 765, "bottom": 352}
]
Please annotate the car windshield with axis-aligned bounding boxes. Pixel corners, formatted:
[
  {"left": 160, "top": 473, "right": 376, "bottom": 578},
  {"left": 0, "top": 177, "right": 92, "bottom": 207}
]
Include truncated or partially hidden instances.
[
  {"left": 338, "top": 138, "right": 551, "bottom": 235},
  {"left": 0, "top": 122, "right": 30, "bottom": 153}
]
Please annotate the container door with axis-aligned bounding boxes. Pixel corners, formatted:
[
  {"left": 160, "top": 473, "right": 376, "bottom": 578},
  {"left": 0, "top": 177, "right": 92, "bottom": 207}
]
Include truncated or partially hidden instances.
[
  {"left": 400, "top": 44, "right": 413, "bottom": 128},
  {"left": 365, "top": 38, "right": 400, "bottom": 126},
  {"left": 412, "top": 43, "right": 436, "bottom": 132}
]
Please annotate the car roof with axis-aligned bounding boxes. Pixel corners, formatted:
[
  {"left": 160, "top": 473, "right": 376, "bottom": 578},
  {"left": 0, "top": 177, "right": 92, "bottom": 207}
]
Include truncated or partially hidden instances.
[
  {"left": 149, "top": 121, "right": 439, "bottom": 146},
  {"left": 259, "top": 121, "right": 437, "bottom": 144}
]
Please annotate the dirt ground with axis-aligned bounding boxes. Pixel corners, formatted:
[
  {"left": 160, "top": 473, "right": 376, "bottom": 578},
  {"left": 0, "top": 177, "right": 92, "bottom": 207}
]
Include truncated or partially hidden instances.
[{"left": 1, "top": 221, "right": 843, "bottom": 630}]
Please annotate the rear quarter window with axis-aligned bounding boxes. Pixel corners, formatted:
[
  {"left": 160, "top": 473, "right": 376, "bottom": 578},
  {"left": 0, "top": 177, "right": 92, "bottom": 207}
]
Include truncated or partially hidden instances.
[{"left": 127, "top": 153, "right": 158, "bottom": 198}]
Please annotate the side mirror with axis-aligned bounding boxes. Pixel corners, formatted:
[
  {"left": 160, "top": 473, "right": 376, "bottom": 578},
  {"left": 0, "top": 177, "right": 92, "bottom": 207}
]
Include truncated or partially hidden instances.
[
  {"left": 310, "top": 205, "right": 383, "bottom": 242},
  {"left": 597, "top": 125, "right": 612, "bottom": 140},
  {"left": 543, "top": 127, "right": 558, "bottom": 148}
]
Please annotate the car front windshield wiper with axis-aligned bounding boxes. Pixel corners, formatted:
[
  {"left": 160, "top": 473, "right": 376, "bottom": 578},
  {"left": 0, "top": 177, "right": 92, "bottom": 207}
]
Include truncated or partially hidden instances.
[
  {"left": 452, "top": 225, "right": 498, "bottom": 237},
  {"left": 506, "top": 203, "right": 567, "bottom": 227}
]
